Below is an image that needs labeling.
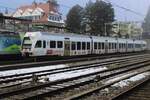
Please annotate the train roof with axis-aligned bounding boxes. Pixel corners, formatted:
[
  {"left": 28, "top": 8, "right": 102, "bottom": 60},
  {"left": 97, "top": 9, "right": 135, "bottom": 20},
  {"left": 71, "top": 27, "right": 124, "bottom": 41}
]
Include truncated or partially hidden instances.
[
  {"left": 25, "top": 31, "right": 91, "bottom": 42},
  {"left": 25, "top": 32, "right": 90, "bottom": 38},
  {"left": 25, "top": 32, "right": 146, "bottom": 43}
]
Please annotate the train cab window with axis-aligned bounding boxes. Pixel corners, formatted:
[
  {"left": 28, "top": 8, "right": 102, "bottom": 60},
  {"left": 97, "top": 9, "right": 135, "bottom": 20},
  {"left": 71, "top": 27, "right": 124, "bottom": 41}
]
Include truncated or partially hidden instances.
[
  {"left": 71, "top": 42, "right": 76, "bottom": 50},
  {"left": 98, "top": 43, "right": 101, "bottom": 49},
  {"left": 35, "top": 40, "right": 42, "bottom": 48},
  {"left": 43, "top": 41, "right": 46, "bottom": 48},
  {"left": 94, "top": 42, "right": 98, "bottom": 49},
  {"left": 50, "top": 41, "right": 56, "bottom": 48},
  {"left": 57, "top": 41, "right": 63, "bottom": 48},
  {"left": 77, "top": 42, "right": 81, "bottom": 50},
  {"left": 87, "top": 42, "right": 90, "bottom": 50},
  {"left": 82, "top": 42, "right": 86, "bottom": 50}
]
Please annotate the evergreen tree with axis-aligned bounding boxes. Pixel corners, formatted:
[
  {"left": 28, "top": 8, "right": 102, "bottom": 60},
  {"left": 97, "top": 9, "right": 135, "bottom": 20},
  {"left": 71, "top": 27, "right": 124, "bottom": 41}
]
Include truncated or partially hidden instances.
[
  {"left": 47, "top": 0, "right": 59, "bottom": 7},
  {"left": 66, "top": 5, "right": 83, "bottom": 33},
  {"left": 142, "top": 6, "right": 150, "bottom": 33},
  {"left": 0, "top": 13, "right": 4, "bottom": 24},
  {"left": 84, "top": 0, "right": 114, "bottom": 36}
]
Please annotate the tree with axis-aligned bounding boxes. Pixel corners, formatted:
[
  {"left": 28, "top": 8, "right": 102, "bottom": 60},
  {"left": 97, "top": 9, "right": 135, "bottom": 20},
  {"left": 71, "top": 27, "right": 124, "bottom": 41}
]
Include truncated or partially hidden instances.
[
  {"left": 47, "top": 0, "right": 59, "bottom": 7},
  {"left": 66, "top": 5, "right": 83, "bottom": 33},
  {"left": 0, "top": 13, "right": 4, "bottom": 24},
  {"left": 84, "top": 0, "right": 114, "bottom": 36},
  {"left": 142, "top": 6, "right": 150, "bottom": 33}
]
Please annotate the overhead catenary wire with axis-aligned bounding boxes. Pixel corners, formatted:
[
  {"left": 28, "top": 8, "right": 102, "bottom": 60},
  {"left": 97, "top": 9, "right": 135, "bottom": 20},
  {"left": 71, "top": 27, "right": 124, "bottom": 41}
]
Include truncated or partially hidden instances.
[
  {"left": 104, "top": 0, "right": 144, "bottom": 17},
  {"left": 0, "top": 0, "right": 145, "bottom": 18}
]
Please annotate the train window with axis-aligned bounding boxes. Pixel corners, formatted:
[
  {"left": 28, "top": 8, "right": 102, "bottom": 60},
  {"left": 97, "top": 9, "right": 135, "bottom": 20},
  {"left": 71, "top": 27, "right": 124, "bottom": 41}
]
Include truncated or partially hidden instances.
[
  {"left": 109, "top": 43, "right": 111, "bottom": 49},
  {"left": 35, "top": 40, "right": 42, "bottom": 48},
  {"left": 77, "top": 42, "right": 81, "bottom": 50},
  {"left": 128, "top": 44, "right": 130, "bottom": 48},
  {"left": 112, "top": 43, "right": 114, "bottom": 49},
  {"left": 131, "top": 44, "right": 132, "bottom": 48},
  {"left": 50, "top": 41, "right": 56, "bottom": 48},
  {"left": 43, "top": 41, "right": 46, "bottom": 48},
  {"left": 87, "top": 42, "right": 90, "bottom": 50},
  {"left": 102, "top": 43, "right": 104, "bottom": 49},
  {"left": 114, "top": 43, "right": 117, "bottom": 49},
  {"left": 71, "top": 42, "right": 76, "bottom": 50},
  {"left": 57, "top": 41, "right": 63, "bottom": 48},
  {"left": 98, "top": 43, "right": 101, "bottom": 49},
  {"left": 119, "top": 44, "right": 121, "bottom": 49},
  {"left": 82, "top": 42, "right": 86, "bottom": 50},
  {"left": 94, "top": 42, "right": 98, "bottom": 49}
]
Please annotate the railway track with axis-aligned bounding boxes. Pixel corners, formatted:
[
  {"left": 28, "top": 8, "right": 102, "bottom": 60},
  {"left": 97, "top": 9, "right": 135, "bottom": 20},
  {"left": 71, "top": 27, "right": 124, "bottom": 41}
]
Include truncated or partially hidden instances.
[
  {"left": 111, "top": 74, "right": 150, "bottom": 100},
  {"left": 0, "top": 54, "right": 149, "bottom": 88},
  {"left": 0, "top": 51, "right": 147, "bottom": 71},
  {"left": 0, "top": 54, "right": 150, "bottom": 100}
]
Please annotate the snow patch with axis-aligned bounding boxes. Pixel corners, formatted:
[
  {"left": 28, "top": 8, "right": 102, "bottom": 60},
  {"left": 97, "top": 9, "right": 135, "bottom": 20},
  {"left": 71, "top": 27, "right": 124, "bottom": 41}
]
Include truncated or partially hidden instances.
[
  {"left": 105, "top": 73, "right": 135, "bottom": 84},
  {"left": 40, "top": 66, "right": 107, "bottom": 82},
  {"left": 0, "top": 64, "right": 68, "bottom": 77},
  {"left": 112, "top": 72, "right": 150, "bottom": 88}
]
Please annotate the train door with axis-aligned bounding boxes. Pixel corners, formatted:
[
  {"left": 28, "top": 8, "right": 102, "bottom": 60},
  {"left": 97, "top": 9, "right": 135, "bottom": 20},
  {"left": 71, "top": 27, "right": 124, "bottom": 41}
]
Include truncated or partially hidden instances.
[
  {"left": 64, "top": 38, "right": 70, "bottom": 56},
  {"left": 105, "top": 40, "right": 108, "bottom": 53}
]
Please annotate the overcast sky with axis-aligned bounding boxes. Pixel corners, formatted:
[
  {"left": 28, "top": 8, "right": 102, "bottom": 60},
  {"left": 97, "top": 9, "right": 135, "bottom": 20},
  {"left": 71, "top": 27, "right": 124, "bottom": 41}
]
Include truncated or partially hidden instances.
[{"left": 0, "top": 0, "right": 149, "bottom": 22}]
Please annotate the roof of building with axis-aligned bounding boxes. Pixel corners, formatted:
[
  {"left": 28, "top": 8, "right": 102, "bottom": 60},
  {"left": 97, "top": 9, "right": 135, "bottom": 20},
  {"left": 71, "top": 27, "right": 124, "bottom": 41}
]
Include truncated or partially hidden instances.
[
  {"left": 13, "top": 2, "right": 59, "bottom": 22},
  {"left": 18, "top": 2, "right": 57, "bottom": 14}
]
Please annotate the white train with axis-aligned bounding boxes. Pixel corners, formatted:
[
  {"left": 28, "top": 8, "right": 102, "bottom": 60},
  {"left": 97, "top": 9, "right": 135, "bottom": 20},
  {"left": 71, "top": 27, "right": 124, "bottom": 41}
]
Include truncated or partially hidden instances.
[{"left": 21, "top": 32, "right": 147, "bottom": 57}]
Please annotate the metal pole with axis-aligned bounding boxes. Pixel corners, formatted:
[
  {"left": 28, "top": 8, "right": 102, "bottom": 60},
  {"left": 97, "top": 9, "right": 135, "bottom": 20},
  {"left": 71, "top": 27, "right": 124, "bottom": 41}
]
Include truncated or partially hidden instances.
[{"left": 105, "top": 23, "right": 107, "bottom": 36}]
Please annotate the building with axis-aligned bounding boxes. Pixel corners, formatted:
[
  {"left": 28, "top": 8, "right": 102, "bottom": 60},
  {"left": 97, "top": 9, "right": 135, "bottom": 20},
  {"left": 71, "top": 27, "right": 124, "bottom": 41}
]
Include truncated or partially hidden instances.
[
  {"left": 112, "top": 21, "right": 143, "bottom": 39},
  {"left": 13, "top": 1, "right": 64, "bottom": 31}
]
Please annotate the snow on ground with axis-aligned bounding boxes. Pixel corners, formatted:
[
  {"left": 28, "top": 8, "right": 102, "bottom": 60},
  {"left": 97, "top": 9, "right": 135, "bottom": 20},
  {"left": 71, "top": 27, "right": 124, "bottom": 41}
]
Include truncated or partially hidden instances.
[
  {"left": 112, "top": 72, "right": 150, "bottom": 88},
  {"left": 40, "top": 66, "right": 107, "bottom": 82},
  {"left": 0, "top": 64, "right": 69, "bottom": 77},
  {"left": 105, "top": 73, "right": 135, "bottom": 84}
]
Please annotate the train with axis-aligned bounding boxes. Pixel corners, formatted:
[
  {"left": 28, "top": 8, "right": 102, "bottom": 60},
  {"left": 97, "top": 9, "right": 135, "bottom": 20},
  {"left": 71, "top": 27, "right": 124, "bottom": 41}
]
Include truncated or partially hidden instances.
[
  {"left": 21, "top": 32, "right": 147, "bottom": 57},
  {"left": 0, "top": 30, "right": 21, "bottom": 55}
]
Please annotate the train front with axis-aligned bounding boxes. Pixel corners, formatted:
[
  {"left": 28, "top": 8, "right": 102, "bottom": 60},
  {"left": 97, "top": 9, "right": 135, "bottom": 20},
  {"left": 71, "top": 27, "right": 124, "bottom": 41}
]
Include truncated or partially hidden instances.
[{"left": 21, "top": 32, "right": 34, "bottom": 57}]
